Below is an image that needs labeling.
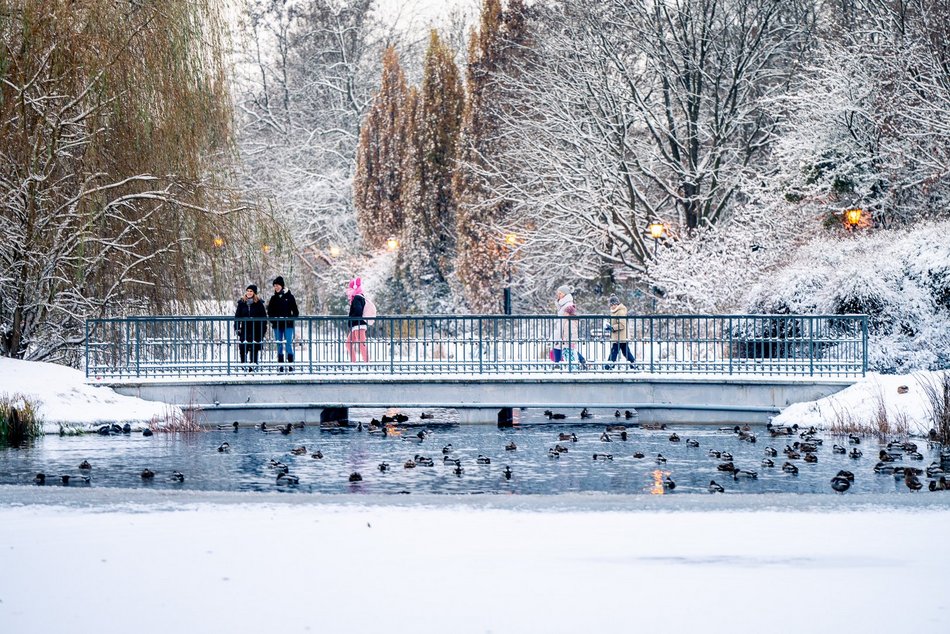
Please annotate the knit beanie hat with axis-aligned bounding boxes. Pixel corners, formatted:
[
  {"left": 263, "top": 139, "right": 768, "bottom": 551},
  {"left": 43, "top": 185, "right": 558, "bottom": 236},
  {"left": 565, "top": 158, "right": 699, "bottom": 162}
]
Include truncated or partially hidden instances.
[
  {"left": 609, "top": 294, "right": 620, "bottom": 305},
  {"left": 246, "top": 284, "right": 258, "bottom": 294},
  {"left": 556, "top": 284, "right": 572, "bottom": 296},
  {"left": 273, "top": 276, "right": 285, "bottom": 288}
]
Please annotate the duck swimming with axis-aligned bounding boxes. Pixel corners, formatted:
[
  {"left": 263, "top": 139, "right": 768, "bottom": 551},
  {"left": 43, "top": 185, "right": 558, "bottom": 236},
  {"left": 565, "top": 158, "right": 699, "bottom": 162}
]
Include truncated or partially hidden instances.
[
  {"left": 592, "top": 453, "right": 613, "bottom": 461},
  {"left": 79, "top": 460, "right": 92, "bottom": 470},
  {"left": 349, "top": 472, "right": 363, "bottom": 482},
  {"left": 761, "top": 458, "right": 775, "bottom": 468},
  {"left": 217, "top": 442, "right": 231, "bottom": 453},
  {"left": 620, "top": 431, "right": 628, "bottom": 441},
  {"left": 878, "top": 450, "right": 898, "bottom": 462},
  {"left": 453, "top": 465, "right": 464, "bottom": 476},
  {"left": 764, "top": 447, "right": 778, "bottom": 457},
  {"left": 290, "top": 446, "right": 307, "bottom": 456},
  {"left": 655, "top": 454, "right": 667, "bottom": 464},
  {"left": 142, "top": 428, "right": 153, "bottom": 437},
  {"left": 830, "top": 476, "right": 851, "bottom": 492},
  {"left": 782, "top": 462, "right": 799, "bottom": 474},
  {"left": 717, "top": 461, "right": 736, "bottom": 473},
  {"left": 548, "top": 448, "right": 561, "bottom": 458},
  {"left": 720, "top": 452, "right": 733, "bottom": 462},
  {"left": 554, "top": 444, "right": 569, "bottom": 453},
  {"left": 832, "top": 444, "right": 846, "bottom": 454},
  {"left": 558, "top": 433, "right": 578, "bottom": 442},
  {"left": 505, "top": 442, "right": 517, "bottom": 451},
  {"left": 311, "top": 450, "right": 323, "bottom": 459},
  {"left": 733, "top": 469, "right": 758, "bottom": 480},
  {"left": 849, "top": 448, "right": 863, "bottom": 459},
  {"left": 633, "top": 451, "right": 645, "bottom": 459},
  {"left": 803, "top": 453, "right": 818, "bottom": 464},
  {"left": 170, "top": 471, "right": 185, "bottom": 483},
  {"left": 663, "top": 476, "right": 676, "bottom": 491},
  {"left": 907, "top": 451, "right": 924, "bottom": 461},
  {"left": 580, "top": 408, "right": 592, "bottom": 418},
  {"left": 873, "top": 462, "right": 895, "bottom": 475},
  {"left": 708, "top": 450, "right": 722, "bottom": 459},
  {"left": 140, "top": 468, "right": 155, "bottom": 480},
  {"left": 708, "top": 480, "right": 725, "bottom": 493},
  {"left": 904, "top": 470, "right": 923, "bottom": 491},
  {"left": 277, "top": 473, "right": 299, "bottom": 485},
  {"left": 668, "top": 433, "right": 680, "bottom": 442},
  {"left": 378, "top": 462, "right": 390, "bottom": 472},
  {"left": 476, "top": 455, "right": 491, "bottom": 465},
  {"left": 33, "top": 473, "right": 46, "bottom": 485},
  {"left": 686, "top": 439, "right": 699, "bottom": 448},
  {"left": 600, "top": 432, "right": 612, "bottom": 442},
  {"left": 624, "top": 410, "right": 635, "bottom": 419},
  {"left": 848, "top": 434, "right": 861, "bottom": 444},
  {"left": 442, "top": 444, "right": 453, "bottom": 454},
  {"left": 504, "top": 466, "right": 512, "bottom": 480},
  {"left": 926, "top": 462, "right": 945, "bottom": 478},
  {"left": 929, "top": 476, "right": 948, "bottom": 491},
  {"left": 404, "top": 459, "right": 416, "bottom": 469},
  {"left": 414, "top": 455, "right": 434, "bottom": 467},
  {"left": 420, "top": 412, "right": 434, "bottom": 420},
  {"left": 606, "top": 425, "right": 626, "bottom": 432}
]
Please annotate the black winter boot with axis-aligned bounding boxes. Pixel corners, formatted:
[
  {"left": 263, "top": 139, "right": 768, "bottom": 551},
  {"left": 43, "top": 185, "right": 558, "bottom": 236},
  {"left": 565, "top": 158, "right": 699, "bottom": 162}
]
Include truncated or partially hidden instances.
[
  {"left": 287, "top": 354, "right": 294, "bottom": 373},
  {"left": 277, "top": 353, "right": 285, "bottom": 373}
]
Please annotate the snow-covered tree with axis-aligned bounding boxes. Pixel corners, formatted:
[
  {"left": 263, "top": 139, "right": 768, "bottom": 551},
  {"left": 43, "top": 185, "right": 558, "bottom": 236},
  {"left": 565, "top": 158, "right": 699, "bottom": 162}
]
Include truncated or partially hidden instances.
[
  {"left": 235, "top": 0, "right": 390, "bottom": 308},
  {"left": 354, "top": 46, "right": 411, "bottom": 246},
  {"left": 398, "top": 31, "right": 465, "bottom": 312},
  {"left": 454, "top": 0, "right": 530, "bottom": 313},
  {"left": 0, "top": 0, "right": 239, "bottom": 362},
  {"left": 481, "top": 0, "right": 815, "bottom": 298}
]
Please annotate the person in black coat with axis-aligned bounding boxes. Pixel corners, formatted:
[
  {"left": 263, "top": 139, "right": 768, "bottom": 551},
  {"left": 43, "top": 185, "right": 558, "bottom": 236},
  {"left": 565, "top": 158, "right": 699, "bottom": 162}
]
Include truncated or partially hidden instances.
[
  {"left": 235, "top": 285, "right": 267, "bottom": 371},
  {"left": 267, "top": 275, "right": 300, "bottom": 372}
]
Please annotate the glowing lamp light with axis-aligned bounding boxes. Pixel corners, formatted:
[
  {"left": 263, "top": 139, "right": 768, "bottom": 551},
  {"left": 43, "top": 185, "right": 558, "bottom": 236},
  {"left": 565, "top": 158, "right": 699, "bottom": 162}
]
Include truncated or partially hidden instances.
[
  {"left": 648, "top": 221, "right": 666, "bottom": 240},
  {"left": 329, "top": 245, "right": 341, "bottom": 258},
  {"left": 212, "top": 237, "right": 225, "bottom": 248},
  {"left": 504, "top": 233, "right": 518, "bottom": 246},
  {"left": 844, "top": 208, "right": 863, "bottom": 227},
  {"left": 385, "top": 236, "right": 399, "bottom": 252},
  {"left": 262, "top": 244, "right": 272, "bottom": 254}
]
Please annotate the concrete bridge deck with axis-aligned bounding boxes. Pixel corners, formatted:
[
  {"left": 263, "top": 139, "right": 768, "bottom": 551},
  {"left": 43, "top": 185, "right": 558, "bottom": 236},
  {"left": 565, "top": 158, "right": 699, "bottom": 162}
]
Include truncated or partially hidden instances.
[{"left": 102, "top": 372, "right": 856, "bottom": 425}]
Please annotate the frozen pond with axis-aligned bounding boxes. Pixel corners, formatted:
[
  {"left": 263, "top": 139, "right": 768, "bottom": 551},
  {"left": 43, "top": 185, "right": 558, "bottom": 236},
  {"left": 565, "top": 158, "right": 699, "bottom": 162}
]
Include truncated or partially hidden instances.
[{"left": 0, "top": 408, "right": 945, "bottom": 495}]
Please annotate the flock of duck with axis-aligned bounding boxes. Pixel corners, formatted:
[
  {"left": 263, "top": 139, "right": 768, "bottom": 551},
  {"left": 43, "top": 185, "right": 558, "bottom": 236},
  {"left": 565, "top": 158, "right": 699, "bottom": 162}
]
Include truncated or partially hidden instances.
[{"left": 25, "top": 409, "right": 950, "bottom": 493}]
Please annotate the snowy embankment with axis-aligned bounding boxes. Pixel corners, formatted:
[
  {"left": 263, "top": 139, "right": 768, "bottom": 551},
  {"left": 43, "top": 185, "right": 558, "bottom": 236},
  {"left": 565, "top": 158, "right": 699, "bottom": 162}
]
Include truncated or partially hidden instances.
[
  {"left": 0, "top": 493, "right": 948, "bottom": 633},
  {"left": 773, "top": 370, "right": 947, "bottom": 435},
  {"left": 0, "top": 357, "right": 179, "bottom": 432}
]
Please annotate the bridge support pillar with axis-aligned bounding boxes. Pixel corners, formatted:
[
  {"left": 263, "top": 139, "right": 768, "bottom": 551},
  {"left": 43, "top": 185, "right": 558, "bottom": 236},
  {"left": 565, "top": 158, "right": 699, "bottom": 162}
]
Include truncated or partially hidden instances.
[
  {"left": 457, "top": 407, "right": 510, "bottom": 425},
  {"left": 320, "top": 407, "right": 349, "bottom": 424}
]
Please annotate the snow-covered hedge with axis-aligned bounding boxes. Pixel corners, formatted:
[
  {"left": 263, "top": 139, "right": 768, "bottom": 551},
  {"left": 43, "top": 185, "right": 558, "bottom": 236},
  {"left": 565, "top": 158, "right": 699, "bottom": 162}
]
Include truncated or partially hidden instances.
[{"left": 744, "top": 221, "right": 950, "bottom": 373}]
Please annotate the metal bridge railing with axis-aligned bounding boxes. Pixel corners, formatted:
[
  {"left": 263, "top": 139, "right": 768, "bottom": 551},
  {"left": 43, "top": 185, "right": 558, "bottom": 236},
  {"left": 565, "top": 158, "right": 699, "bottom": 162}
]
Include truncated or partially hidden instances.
[{"left": 84, "top": 314, "right": 869, "bottom": 380}]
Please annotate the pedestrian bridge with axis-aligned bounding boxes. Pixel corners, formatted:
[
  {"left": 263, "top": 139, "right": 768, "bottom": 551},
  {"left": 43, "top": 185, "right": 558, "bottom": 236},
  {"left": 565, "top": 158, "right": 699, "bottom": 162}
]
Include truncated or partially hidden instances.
[{"left": 87, "top": 314, "right": 868, "bottom": 425}]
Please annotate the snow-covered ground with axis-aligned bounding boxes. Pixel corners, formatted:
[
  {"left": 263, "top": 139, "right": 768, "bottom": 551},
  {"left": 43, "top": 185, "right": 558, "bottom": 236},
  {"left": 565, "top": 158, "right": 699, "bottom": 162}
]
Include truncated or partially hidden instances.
[
  {"left": 0, "top": 491, "right": 948, "bottom": 634},
  {"left": 0, "top": 357, "right": 180, "bottom": 432},
  {"left": 773, "top": 370, "right": 947, "bottom": 435}
]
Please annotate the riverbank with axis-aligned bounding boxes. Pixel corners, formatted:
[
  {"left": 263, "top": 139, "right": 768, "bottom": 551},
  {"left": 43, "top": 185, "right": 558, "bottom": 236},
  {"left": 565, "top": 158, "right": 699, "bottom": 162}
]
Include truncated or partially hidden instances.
[
  {"left": 0, "top": 357, "right": 180, "bottom": 432},
  {"left": 1, "top": 490, "right": 947, "bottom": 634}
]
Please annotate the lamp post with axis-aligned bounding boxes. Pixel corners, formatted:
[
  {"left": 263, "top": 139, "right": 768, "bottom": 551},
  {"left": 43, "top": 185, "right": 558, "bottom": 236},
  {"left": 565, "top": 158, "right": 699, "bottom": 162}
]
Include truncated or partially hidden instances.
[
  {"left": 647, "top": 221, "right": 666, "bottom": 312},
  {"left": 503, "top": 233, "right": 518, "bottom": 315},
  {"left": 844, "top": 208, "right": 863, "bottom": 232}
]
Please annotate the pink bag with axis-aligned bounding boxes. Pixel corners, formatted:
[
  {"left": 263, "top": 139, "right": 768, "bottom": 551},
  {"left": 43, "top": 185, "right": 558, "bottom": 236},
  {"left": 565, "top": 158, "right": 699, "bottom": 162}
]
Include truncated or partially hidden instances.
[{"left": 549, "top": 348, "right": 562, "bottom": 363}]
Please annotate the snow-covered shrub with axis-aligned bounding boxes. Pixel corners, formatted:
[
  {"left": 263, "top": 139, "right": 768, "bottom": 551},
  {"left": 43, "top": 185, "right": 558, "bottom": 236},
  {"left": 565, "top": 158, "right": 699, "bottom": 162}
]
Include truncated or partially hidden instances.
[{"left": 744, "top": 221, "right": 950, "bottom": 372}]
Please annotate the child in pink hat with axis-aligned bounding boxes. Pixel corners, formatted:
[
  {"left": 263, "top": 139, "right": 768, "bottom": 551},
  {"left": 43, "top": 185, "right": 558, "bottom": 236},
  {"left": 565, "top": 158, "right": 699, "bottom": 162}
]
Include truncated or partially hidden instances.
[{"left": 346, "top": 278, "right": 369, "bottom": 362}]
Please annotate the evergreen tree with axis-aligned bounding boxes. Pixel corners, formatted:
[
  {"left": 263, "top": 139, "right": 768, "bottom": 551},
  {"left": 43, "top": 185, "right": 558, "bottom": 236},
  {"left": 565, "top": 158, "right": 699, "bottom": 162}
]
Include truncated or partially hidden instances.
[
  {"left": 354, "top": 46, "right": 410, "bottom": 248},
  {"left": 399, "top": 31, "right": 464, "bottom": 311},
  {"left": 454, "top": 0, "right": 530, "bottom": 312}
]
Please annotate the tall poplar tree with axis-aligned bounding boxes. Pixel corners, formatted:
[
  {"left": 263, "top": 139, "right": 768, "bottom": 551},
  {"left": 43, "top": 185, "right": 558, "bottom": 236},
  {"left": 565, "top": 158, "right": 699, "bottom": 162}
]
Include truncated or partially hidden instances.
[
  {"left": 399, "top": 31, "right": 464, "bottom": 311},
  {"left": 454, "top": 0, "right": 530, "bottom": 312},
  {"left": 354, "top": 46, "right": 410, "bottom": 247}
]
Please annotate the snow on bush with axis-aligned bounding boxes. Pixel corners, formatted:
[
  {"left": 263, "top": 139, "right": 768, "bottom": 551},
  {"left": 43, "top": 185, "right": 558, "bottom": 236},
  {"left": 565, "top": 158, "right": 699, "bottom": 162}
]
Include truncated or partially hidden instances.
[{"left": 744, "top": 221, "right": 950, "bottom": 373}]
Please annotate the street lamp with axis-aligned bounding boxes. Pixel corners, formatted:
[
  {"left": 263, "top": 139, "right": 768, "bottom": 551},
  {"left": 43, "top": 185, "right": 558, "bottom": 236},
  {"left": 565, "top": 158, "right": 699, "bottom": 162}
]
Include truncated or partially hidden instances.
[
  {"left": 503, "top": 233, "right": 519, "bottom": 315},
  {"left": 647, "top": 221, "right": 667, "bottom": 312},
  {"left": 844, "top": 208, "right": 863, "bottom": 231},
  {"left": 385, "top": 236, "right": 399, "bottom": 252},
  {"left": 329, "top": 245, "right": 341, "bottom": 258}
]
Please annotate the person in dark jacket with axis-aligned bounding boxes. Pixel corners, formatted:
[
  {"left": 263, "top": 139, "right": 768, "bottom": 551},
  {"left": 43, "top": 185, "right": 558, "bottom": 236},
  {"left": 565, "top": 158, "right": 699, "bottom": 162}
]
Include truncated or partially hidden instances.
[
  {"left": 267, "top": 275, "right": 300, "bottom": 372},
  {"left": 345, "top": 277, "right": 369, "bottom": 362},
  {"left": 235, "top": 284, "right": 267, "bottom": 371}
]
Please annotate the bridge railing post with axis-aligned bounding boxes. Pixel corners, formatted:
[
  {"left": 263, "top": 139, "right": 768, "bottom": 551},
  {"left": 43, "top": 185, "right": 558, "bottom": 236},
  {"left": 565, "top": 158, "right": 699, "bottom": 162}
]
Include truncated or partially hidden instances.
[
  {"left": 861, "top": 316, "right": 868, "bottom": 376},
  {"left": 134, "top": 320, "right": 141, "bottom": 378},
  {"left": 808, "top": 317, "right": 814, "bottom": 377},
  {"left": 649, "top": 316, "right": 654, "bottom": 374}
]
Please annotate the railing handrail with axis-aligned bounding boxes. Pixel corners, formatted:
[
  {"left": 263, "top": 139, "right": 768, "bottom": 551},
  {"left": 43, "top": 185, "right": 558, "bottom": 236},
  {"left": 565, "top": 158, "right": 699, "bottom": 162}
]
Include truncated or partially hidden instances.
[
  {"left": 86, "top": 313, "right": 870, "bottom": 323},
  {"left": 84, "top": 313, "right": 869, "bottom": 380}
]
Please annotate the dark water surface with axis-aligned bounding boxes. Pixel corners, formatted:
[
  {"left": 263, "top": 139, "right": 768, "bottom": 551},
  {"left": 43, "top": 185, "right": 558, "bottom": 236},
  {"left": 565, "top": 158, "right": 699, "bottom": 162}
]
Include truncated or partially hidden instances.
[{"left": 0, "top": 408, "right": 943, "bottom": 495}]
